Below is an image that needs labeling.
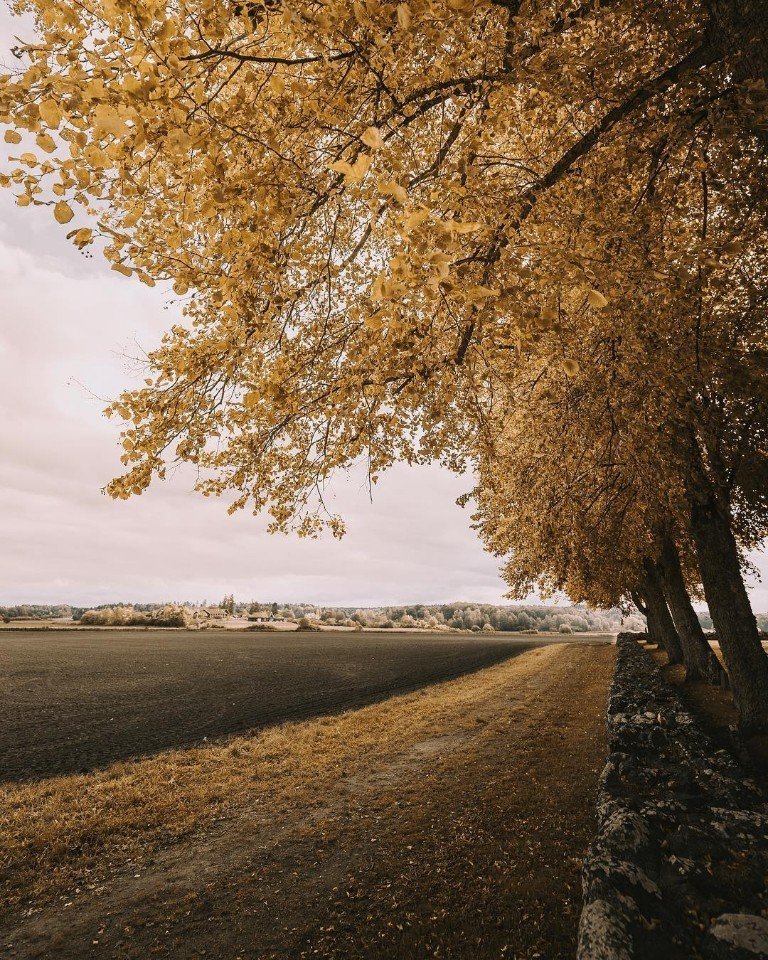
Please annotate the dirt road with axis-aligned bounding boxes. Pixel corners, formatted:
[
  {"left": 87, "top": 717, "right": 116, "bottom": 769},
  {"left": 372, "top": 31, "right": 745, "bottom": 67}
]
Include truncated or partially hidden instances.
[{"left": 1, "top": 642, "right": 614, "bottom": 959}]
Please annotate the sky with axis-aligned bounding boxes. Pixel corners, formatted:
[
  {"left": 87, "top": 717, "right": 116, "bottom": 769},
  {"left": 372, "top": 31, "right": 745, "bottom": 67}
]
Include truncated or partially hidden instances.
[
  {"left": 0, "top": 12, "right": 765, "bottom": 611},
  {"left": 0, "top": 189, "right": 520, "bottom": 607}
]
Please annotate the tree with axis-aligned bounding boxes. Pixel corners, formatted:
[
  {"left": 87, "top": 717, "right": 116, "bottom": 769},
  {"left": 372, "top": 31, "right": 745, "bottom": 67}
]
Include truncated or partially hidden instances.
[
  {"left": 641, "top": 561, "right": 684, "bottom": 667},
  {"left": 656, "top": 533, "right": 725, "bottom": 684},
  {"left": 2, "top": 2, "right": 767, "bottom": 721},
  {"left": 221, "top": 593, "right": 236, "bottom": 615},
  {"left": 467, "top": 238, "right": 766, "bottom": 721},
  {"left": 0, "top": 2, "right": 764, "bottom": 516}
]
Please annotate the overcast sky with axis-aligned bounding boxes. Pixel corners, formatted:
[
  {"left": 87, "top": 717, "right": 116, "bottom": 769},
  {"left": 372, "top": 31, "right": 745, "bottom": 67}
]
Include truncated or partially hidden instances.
[
  {"left": 0, "top": 189, "right": 524, "bottom": 607},
  {"left": 0, "top": 12, "right": 765, "bottom": 611}
]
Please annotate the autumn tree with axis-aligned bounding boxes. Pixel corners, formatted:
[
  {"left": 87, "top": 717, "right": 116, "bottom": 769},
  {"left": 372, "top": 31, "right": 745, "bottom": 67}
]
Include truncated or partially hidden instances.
[
  {"left": 1, "top": 1, "right": 767, "bottom": 721},
  {"left": 461, "top": 51, "right": 768, "bottom": 706},
  {"left": 468, "top": 231, "right": 765, "bottom": 718},
  {"left": 655, "top": 535, "right": 724, "bottom": 685},
  {"left": 221, "top": 593, "right": 236, "bottom": 615},
  {"left": 631, "top": 574, "right": 684, "bottom": 668}
]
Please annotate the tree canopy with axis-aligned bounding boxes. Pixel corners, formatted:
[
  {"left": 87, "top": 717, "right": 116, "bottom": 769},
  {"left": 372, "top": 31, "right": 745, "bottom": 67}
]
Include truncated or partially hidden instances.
[
  {"left": 1, "top": 0, "right": 765, "bottom": 527},
  {"left": 2, "top": 0, "right": 768, "bottom": 723}
]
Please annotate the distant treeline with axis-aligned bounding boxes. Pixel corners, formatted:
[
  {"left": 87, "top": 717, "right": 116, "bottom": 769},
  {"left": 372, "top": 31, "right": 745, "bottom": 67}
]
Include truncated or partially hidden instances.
[
  {"left": 0, "top": 604, "right": 75, "bottom": 620},
  {"left": 78, "top": 605, "right": 192, "bottom": 627},
  {"left": 0, "top": 602, "right": 199, "bottom": 622},
  {"left": 306, "top": 603, "right": 644, "bottom": 633},
  {"left": 3, "top": 602, "right": 767, "bottom": 634}
]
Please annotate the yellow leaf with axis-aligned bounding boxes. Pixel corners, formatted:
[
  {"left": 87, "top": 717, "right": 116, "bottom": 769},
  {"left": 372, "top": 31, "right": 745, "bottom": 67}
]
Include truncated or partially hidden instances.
[
  {"left": 587, "top": 289, "right": 608, "bottom": 309},
  {"left": 173, "top": 280, "right": 189, "bottom": 295},
  {"left": 328, "top": 159, "right": 355, "bottom": 178},
  {"left": 4, "top": 129, "right": 21, "bottom": 144},
  {"left": 39, "top": 100, "right": 62, "bottom": 128},
  {"left": 244, "top": 390, "right": 259, "bottom": 408},
  {"left": 330, "top": 154, "right": 371, "bottom": 184},
  {"left": 72, "top": 227, "right": 93, "bottom": 247},
  {"left": 380, "top": 180, "right": 407, "bottom": 203},
  {"left": 370, "top": 275, "right": 386, "bottom": 303},
  {"left": 16, "top": 194, "right": 30, "bottom": 207},
  {"left": 111, "top": 263, "right": 133, "bottom": 277},
  {"left": 465, "top": 286, "right": 499, "bottom": 302},
  {"left": 77, "top": 228, "right": 93, "bottom": 242},
  {"left": 562, "top": 358, "right": 580, "bottom": 376},
  {"left": 36, "top": 132, "right": 56, "bottom": 154},
  {"left": 93, "top": 104, "right": 129, "bottom": 138},
  {"left": 54, "top": 200, "right": 74, "bottom": 224},
  {"left": 83, "top": 79, "right": 107, "bottom": 100},
  {"left": 405, "top": 208, "right": 430, "bottom": 230},
  {"left": 361, "top": 127, "right": 383, "bottom": 150},
  {"left": 352, "top": 152, "right": 372, "bottom": 178},
  {"left": 397, "top": 3, "right": 412, "bottom": 29},
  {"left": 123, "top": 75, "right": 144, "bottom": 95},
  {"left": 452, "top": 220, "right": 483, "bottom": 234}
]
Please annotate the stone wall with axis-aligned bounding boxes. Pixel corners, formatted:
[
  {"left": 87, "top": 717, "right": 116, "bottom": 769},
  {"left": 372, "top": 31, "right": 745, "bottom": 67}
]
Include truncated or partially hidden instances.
[{"left": 577, "top": 633, "right": 768, "bottom": 960}]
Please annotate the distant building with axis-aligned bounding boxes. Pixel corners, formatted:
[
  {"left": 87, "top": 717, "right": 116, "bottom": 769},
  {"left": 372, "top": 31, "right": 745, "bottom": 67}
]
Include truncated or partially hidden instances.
[{"left": 201, "top": 607, "right": 228, "bottom": 620}]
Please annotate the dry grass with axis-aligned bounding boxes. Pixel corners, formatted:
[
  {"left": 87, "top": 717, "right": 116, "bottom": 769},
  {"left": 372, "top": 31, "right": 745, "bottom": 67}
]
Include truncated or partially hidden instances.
[{"left": 0, "top": 644, "right": 566, "bottom": 911}]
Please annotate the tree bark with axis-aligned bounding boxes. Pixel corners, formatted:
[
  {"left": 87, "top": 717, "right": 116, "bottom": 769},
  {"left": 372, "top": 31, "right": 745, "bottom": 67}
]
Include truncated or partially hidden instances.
[
  {"left": 630, "top": 590, "right": 651, "bottom": 640},
  {"left": 689, "top": 488, "right": 768, "bottom": 732},
  {"left": 657, "top": 534, "right": 726, "bottom": 685},
  {"left": 645, "top": 604, "right": 658, "bottom": 644},
  {"left": 630, "top": 591, "right": 648, "bottom": 618},
  {"left": 641, "top": 562, "right": 684, "bottom": 666}
]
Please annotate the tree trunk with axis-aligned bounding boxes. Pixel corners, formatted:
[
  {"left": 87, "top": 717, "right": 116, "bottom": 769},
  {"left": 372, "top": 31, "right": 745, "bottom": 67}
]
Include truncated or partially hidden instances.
[
  {"left": 632, "top": 588, "right": 659, "bottom": 644},
  {"left": 657, "top": 534, "right": 726, "bottom": 685},
  {"left": 645, "top": 600, "right": 658, "bottom": 642},
  {"left": 641, "top": 562, "right": 684, "bottom": 665},
  {"left": 689, "top": 490, "right": 768, "bottom": 732},
  {"left": 629, "top": 590, "right": 650, "bottom": 641}
]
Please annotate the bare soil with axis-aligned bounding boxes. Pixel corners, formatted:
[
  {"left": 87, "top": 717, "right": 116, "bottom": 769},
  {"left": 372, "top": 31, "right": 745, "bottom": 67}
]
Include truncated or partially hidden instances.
[
  {"left": 0, "top": 629, "right": 610, "bottom": 783},
  {"left": 0, "top": 642, "right": 614, "bottom": 960}
]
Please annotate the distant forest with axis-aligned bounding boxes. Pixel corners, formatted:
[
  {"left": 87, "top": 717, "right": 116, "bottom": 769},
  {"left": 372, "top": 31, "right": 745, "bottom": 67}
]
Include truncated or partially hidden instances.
[{"left": 4, "top": 601, "right": 766, "bottom": 634}]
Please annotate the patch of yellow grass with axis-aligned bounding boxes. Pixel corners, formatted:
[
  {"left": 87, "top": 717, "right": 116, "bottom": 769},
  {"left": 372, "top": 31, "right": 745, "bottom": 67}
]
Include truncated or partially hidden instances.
[{"left": 0, "top": 645, "right": 563, "bottom": 908}]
